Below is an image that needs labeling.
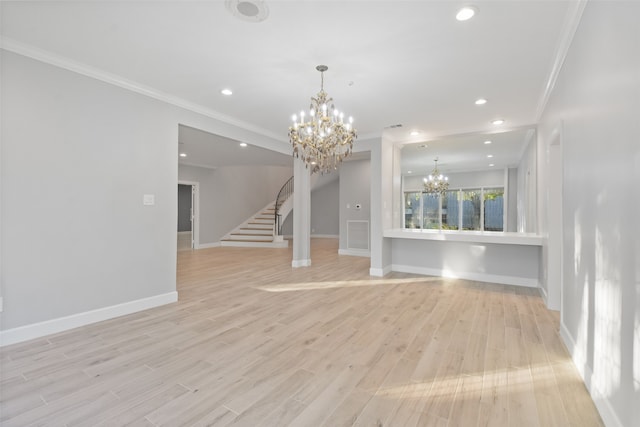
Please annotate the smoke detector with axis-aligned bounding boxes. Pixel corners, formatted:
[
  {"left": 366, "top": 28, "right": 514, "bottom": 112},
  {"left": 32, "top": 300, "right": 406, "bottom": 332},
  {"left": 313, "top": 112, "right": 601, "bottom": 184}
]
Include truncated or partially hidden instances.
[{"left": 226, "top": 0, "right": 269, "bottom": 23}]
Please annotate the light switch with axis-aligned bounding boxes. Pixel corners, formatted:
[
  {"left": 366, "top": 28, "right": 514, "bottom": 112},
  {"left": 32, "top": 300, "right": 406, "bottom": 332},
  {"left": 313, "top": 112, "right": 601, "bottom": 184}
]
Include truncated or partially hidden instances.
[
  {"left": 346, "top": 203, "right": 351, "bottom": 209},
  {"left": 143, "top": 194, "right": 155, "bottom": 206}
]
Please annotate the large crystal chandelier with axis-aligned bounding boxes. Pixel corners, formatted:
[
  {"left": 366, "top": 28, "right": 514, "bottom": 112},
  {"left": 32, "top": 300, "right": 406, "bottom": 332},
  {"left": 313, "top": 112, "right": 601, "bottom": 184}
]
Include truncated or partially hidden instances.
[
  {"left": 423, "top": 158, "right": 449, "bottom": 194},
  {"left": 289, "top": 65, "right": 357, "bottom": 174}
]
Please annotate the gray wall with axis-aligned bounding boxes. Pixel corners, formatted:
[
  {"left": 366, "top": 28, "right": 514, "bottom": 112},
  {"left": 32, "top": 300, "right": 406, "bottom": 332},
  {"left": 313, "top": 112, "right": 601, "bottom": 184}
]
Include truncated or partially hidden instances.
[
  {"left": 538, "top": 2, "right": 640, "bottom": 426},
  {"left": 280, "top": 174, "right": 340, "bottom": 237},
  {"left": 310, "top": 178, "right": 339, "bottom": 236},
  {"left": 1, "top": 52, "right": 177, "bottom": 329},
  {"left": 391, "top": 239, "right": 540, "bottom": 286},
  {"left": 339, "top": 159, "right": 371, "bottom": 251},
  {"left": 178, "top": 164, "right": 292, "bottom": 245},
  {"left": 177, "top": 184, "right": 192, "bottom": 232},
  {"left": 1, "top": 50, "right": 289, "bottom": 332}
]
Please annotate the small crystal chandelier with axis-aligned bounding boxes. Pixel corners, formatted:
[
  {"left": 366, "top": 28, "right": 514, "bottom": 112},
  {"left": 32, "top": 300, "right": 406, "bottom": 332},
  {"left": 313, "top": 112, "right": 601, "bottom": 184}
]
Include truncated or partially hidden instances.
[
  {"left": 423, "top": 158, "right": 449, "bottom": 194},
  {"left": 289, "top": 65, "right": 357, "bottom": 174}
]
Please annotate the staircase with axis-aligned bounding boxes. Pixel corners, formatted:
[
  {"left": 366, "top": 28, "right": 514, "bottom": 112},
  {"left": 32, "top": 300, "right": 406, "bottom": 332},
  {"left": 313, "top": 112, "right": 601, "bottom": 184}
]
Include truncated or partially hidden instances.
[
  {"left": 220, "top": 174, "right": 295, "bottom": 248},
  {"left": 220, "top": 202, "right": 287, "bottom": 248}
]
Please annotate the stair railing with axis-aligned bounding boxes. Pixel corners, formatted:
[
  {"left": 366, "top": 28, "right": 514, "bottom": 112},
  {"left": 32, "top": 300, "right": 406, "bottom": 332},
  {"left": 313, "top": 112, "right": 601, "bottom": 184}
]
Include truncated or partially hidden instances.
[{"left": 274, "top": 176, "right": 294, "bottom": 236}]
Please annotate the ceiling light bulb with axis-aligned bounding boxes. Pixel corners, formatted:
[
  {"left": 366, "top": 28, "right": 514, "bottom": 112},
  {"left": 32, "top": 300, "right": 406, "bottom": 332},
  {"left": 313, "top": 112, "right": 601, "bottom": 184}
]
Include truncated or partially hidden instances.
[
  {"left": 487, "top": 154, "right": 493, "bottom": 158},
  {"left": 484, "top": 140, "right": 492, "bottom": 144},
  {"left": 221, "top": 88, "right": 233, "bottom": 96},
  {"left": 492, "top": 119, "right": 505, "bottom": 125},
  {"left": 408, "top": 170, "right": 412, "bottom": 174},
  {"left": 410, "top": 131, "right": 419, "bottom": 136},
  {"left": 489, "top": 163, "right": 495, "bottom": 167},
  {"left": 475, "top": 98, "right": 487, "bottom": 105},
  {"left": 239, "top": 142, "right": 248, "bottom": 147},
  {"left": 456, "top": 6, "right": 476, "bottom": 21},
  {"left": 179, "top": 153, "right": 187, "bottom": 158}
]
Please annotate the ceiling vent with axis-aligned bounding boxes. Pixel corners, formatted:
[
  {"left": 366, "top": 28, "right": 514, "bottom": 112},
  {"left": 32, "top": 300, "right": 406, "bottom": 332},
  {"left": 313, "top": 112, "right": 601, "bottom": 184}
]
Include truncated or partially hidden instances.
[
  {"left": 386, "top": 124, "right": 403, "bottom": 129},
  {"left": 225, "top": 0, "right": 269, "bottom": 23}
]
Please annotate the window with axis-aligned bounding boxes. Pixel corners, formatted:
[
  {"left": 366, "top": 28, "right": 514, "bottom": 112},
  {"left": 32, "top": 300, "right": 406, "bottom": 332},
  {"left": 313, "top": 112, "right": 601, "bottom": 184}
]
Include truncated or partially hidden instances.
[
  {"left": 442, "top": 190, "right": 459, "bottom": 230},
  {"left": 461, "top": 189, "right": 481, "bottom": 230},
  {"left": 403, "top": 187, "right": 504, "bottom": 231},
  {"left": 404, "top": 192, "right": 422, "bottom": 229},
  {"left": 422, "top": 193, "right": 439, "bottom": 229},
  {"left": 484, "top": 188, "right": 504, "bottom": 231}
]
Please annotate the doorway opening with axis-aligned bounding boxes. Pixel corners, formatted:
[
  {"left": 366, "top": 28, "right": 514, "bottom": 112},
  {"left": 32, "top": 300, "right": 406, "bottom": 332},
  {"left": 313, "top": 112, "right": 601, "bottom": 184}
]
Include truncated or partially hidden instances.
[{"left": 177, "top": 181, "right": 199, "bottom": 251}]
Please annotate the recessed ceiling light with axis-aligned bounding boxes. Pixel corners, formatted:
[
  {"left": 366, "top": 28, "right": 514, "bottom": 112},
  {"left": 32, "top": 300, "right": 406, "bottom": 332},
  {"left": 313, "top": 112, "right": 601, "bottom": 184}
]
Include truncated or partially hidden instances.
[
  {"left": 225, "top": 0, "right": 269, "bottom": 23},
  {"left": 179, "top": 153, "right": 187, "bottom": 158},
  {"left": 456, "top": 6, "right": 477, "bottom": 21},
  {"left": 475, "top": 98, "right": 487, "bottom": 105},
  {"left": 484, "top": 140, "right": 492, "bottom": 144},
  {"left": 221, "top": 88, "right": 233, "bottom": 96},
  {"left": 492, "top": 119, "right": 505, "bottom": 125},
  {"left": 410, "top": 131, "right": 419, "bottom": 136},
  {"left": 487, "top": 154, "right": 493, "bottom": 158},
  {"left": 489, "top": 163, "right": 495, "bottom": 167},
  {"left": 239, "top": 142, "right": 248, "bottom": 147},
  {"left": 407, "top": 170, "right": 413, "bottom": 174},
  {"left": 420, "top": 144, "right": 428, "bottom": 148}
]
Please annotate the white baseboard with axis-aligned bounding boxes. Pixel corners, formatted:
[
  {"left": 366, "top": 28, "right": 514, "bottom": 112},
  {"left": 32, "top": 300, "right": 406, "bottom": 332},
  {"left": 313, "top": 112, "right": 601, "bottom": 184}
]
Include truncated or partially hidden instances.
[
  {"left": 292, "top": 259, "right": 311, "bottom": 268},
  {"left": 282, "top": 234, "right": 337, "bottom": 239},
  {"left": 196, "top": 241, "right": 221, "bottom": 249},
  {"left": 338, "top": 249, "right": 371, "bottom": 258},
  {"left": 560, "top": 323, "right": 623, "bottom": 427},
  {"left": 369, "top": 265, "right": 392, "bottom": 277},
  {"left": 391, "top": 264, "right": 539, "bottom": 288},
  {"left": 0, "top": 291, "right": 178, "bottom": 347},
  {"left": 538, "top": 284, "right": 549, "bottom": 305}
]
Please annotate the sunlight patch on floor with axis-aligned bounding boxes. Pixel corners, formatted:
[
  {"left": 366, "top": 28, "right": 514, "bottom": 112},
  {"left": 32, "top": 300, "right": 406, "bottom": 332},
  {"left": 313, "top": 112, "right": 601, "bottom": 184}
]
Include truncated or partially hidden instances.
[{"left": 256, "top": 277, "right": 442, "bottom": 292}]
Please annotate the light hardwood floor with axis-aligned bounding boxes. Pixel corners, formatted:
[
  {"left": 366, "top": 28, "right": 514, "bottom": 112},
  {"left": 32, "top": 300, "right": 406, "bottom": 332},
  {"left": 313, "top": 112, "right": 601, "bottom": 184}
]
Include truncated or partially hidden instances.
[{"left": 1, "top": 238, "right": 604, "bottom": 426}]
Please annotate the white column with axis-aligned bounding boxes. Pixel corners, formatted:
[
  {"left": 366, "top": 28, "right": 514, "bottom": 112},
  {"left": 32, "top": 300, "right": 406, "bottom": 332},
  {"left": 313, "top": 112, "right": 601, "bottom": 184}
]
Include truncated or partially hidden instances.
[
  {"left": 370, "top": 135, "right": 395, "bottom": 276},
  {"left": 292, "top": 157, "right": 311, "bottom": 267}
]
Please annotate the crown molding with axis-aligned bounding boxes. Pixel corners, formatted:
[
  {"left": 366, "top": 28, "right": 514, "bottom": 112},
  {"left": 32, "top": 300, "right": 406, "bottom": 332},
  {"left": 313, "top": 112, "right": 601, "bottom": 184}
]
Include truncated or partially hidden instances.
[
  {"left": 0, "top": 37, "right": 287, "bottom": 143},
  {"left": 535, "top": 0, "right": 588, "bottom": 121}
]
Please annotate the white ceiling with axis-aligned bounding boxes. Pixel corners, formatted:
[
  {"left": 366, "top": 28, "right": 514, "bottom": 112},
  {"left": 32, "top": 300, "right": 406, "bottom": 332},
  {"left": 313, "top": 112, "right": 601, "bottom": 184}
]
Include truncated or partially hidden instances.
[
  {"left": 178, "top": 125, "right": 292, "bottom": 169},
  {"left": 401, "top": 127, "right": 535, "bottom": 175},
  {"left": 1, "top": 0, "right": 574, "bottom": 170}
]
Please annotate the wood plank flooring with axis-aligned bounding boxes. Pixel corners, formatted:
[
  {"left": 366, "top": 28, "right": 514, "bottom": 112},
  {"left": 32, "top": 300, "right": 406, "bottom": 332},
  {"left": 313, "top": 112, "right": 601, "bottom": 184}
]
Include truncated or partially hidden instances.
[{"left": 0, "top": 238, "right": 604, "bottom": 426}]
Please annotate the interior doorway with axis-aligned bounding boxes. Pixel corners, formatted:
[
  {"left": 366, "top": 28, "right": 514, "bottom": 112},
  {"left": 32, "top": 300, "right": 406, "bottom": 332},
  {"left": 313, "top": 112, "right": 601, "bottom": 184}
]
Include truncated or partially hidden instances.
[{"left": 177, "top": 181, "right": 199, "bottom": 251}]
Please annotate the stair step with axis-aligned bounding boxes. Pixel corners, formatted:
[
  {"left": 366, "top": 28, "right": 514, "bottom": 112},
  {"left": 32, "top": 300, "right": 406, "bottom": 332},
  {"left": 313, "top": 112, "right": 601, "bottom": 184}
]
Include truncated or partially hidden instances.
[
  {"left": 243, "top": 224, "right": 272, "bottom": 229},
  {"left": 235, "top": 229, "right": 272, "bottom": 235},
  {"left": 228, "top": 234, "right": 273, "bottom": 241},
  {"left": 220, "top": 240, "right": 288, "bottom": 248}
]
